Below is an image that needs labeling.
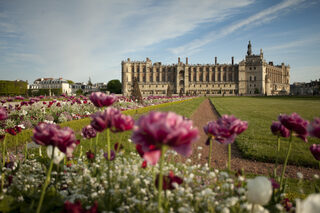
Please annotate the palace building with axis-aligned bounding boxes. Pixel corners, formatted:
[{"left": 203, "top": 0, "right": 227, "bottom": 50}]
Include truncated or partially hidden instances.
[{"left": 121, "top": 41, "right": 290, "bottom": 96}]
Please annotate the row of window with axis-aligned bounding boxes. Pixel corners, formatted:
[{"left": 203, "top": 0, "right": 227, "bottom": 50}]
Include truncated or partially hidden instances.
[{"left": 129, "top": 66, "right": 236, "bottom": 73}]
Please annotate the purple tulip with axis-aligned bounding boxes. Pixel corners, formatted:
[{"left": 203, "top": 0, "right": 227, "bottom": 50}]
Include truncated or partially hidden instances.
[
  {"left": 278, "top": 113, "right": 309, "bottom": 142},
  {"left": 89, "top": 92, "right": 117, "bottom": 107},
  {"left": 0, "top": 107, "right": 8, "bottom": 120},
  {"left": 310, "top": 144, "right": 320, "bottom": 161},
  {"left": 90, "top": 107, "right": 120, "bottom": 132},
  {"left": 111, "top": 113, "right": 134, "bottom": 132},
  {"left": 32, "top": 123, "right": 79, "bottom": 157},
  {"left": 270, "top": 121, "right": 290, "bottom": 138},
  {"left": 203, "top": 115, "right": 248, "bottom": 144},
  {"left": 81, "top": 125, "right": 97, "bottom": 139},
  {"left": 104, "top": 150, "right": 116, "bottom": 161},
  {"left": 308, "top": 118, "right": 320, "bottom": 138},
  {"left": 131, "top": 111, "right": 199, "bottom": 165}
]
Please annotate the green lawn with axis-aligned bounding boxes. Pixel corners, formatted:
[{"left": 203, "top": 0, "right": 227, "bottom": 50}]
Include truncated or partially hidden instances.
[{"left": 210, "top": 96, "right": 320, "bottom": 168}]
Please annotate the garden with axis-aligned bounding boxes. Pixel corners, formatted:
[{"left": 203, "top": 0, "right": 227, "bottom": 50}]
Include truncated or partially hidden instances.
[{"left": 0, "top": 94, "right": 319, "bottom": 212}]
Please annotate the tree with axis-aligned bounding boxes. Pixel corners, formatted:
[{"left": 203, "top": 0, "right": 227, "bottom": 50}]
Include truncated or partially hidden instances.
[
  {"left": 67, "top": 80, "right": 74, "bottom": 85},
  {"left": 88, "top": 77, "right": 93, "bottom": 86},
  {"left": 131, "top": 77, "right": 142, "bottom": 103},
  {"left": 106, "top": 79, "right": 122, "bottom": 94},
  {"left": 76, "top": 89, "right": 83, "bottom": 96}
]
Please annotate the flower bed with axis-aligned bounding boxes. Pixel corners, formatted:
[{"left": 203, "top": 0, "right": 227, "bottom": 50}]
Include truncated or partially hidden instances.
[{"left": 0, "top": 95, "right": 319, "bottom": 212}]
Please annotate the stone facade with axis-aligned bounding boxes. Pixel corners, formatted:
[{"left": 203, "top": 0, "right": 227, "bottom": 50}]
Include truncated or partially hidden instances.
[
  {"left": 290, "top": 80, "right": 320, "bottom": 96},
  {"left": 122, "top": 41, "right": 290, "bottom": 96}
]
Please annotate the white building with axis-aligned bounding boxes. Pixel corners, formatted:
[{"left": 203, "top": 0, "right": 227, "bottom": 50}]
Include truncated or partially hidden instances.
[{"left": 28, "top": 78, "right": 72, "bottom": 95}]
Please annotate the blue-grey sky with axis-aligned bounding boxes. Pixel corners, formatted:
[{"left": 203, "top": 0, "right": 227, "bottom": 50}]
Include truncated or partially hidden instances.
[{"left": 0, "top": 0, "right": 319, "bottom": 84}]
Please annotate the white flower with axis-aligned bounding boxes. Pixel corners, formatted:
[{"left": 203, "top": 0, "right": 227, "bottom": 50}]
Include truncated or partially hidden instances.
[
  {"left": 297, "top": 172, "right": 303, "bottom": 179},
  {"left": 247, "top": 176, "right": 272, "bottom": 205},
  {"left": 296, "top": 194, "right": 320, "bottom": 213},
  {"left": 47, "top": 146, "right": 65, "bottom": 165}
]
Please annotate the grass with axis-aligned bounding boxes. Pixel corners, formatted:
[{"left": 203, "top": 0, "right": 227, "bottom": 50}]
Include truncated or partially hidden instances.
[{"left": 210, "top": 96, "right": 320, "bottom": 168}]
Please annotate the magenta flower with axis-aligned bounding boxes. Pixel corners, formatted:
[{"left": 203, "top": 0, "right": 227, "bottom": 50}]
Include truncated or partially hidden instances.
[
  {"left": 81, "top": 125, "right": 97, "bottom": 139},
  {"left": 86, "top": 150, "right": 95, "bottom": 161},
  {"left": 111, "top": 113, "right": 134, "bottom": 132},
  {"left": 89, "top": 92, "right": 117, "bottom": 107},
  {"left": 0, "top": 107, "right": 8, "bottom": 120},
  {"left": 310, "top": 144, "right": 320, "bottom": 161},
  {"left": 6, "top": 128, "right": 16, "bottom": 136},
  {"left": 141, "top": 160, "right": 147, "bottom": 168},
  {"left": 131, "top": 111, "right": 199, "bottom": 165},
  {"left": 270, "top": 121, "right": 290, "bottom": 138},
  {"left": 136, "top": 144, "right": 145, "bottom": 157},
  {"left": 32, "top": 123, "right": 79, "bottom": 157},
  {"left": 270, "top": 178, "right": 280, "bottom": 189},
  {"left": 90, "top": 107, "right": 120, "bottom": 132},
  {"left": 203, "top": 115, "right": 248, "bottom": 144},
  {"left": 155, "top": 171, "right": 183, "bottom": 190},
  {"left": 278, "top": 113, "right": 309, "bottom": 142},
  {"left": 62, "top": 200, "right": 98, "bottom": 213},
  {"left": 308, "top": 118, "right": 320, "bottom": 138},
  {"left": 15, "top": 96, "right": 24, "bottom": 100}
]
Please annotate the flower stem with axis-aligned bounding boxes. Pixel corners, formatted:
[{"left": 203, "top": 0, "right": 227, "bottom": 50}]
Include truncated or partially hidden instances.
[
  {"left": 228, "top": 144, "right": 231, "bottom": 171},
  {"left": 208, "top": 139, "right": 213, "bottom": 168},
  {"left": 1, "top": 135, "right": 6, "bottom": 192},
  {"left": 280, "top": 132, "right": 293, "bottom": 189},
  {"left": 158, "top": 146, "right": 166, "bottom": 212},
  {"left": 90, "top": 138, "right": 92, "bottom": 150},
  {"left": 274, "top": 136, "right": 281, "bottom": 177},
  {"left": 2, "top": 135, "right": 6, "bottom": 167},
  {"left": 25, "top": 142, "right": 28, "bottom": 160},
  {"left": 107, "top": 128, "right": 110, "bottom": 159},
  {"left": 15, "top": 135, "right": 18, "bottom": 154},
  {"left": 36, "top": 146, "right": 55, "bottom": 213},
  {"left": 95, "top": 133, "right": 99, "bottom": 157}
]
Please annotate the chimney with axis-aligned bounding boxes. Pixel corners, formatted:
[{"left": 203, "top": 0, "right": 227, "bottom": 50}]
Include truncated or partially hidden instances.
[
  {"left": 232, "top": 57, "right": 234, "bottom": 65},
  {"left": 215, "top": 57, "right": 217, "bottom": 65},
  {"left": 127, "top": 58, "right": 130, "bottom": 62},
  {"left": 186, "top": 57, "right": 188, "bottom": 65},
  {"left": 178, "top": 57, "right": 180, "bottom": 63}
]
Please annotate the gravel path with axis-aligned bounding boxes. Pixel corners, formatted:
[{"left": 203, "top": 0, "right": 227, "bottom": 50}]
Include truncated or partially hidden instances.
[{"left": 187, "top": 98, "right": 320, "bottom": 180}]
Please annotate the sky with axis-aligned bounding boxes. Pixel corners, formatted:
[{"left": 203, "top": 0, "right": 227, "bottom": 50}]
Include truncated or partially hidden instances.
[{"left": 0, "top": 0, "right": 319, "bottom": 84}]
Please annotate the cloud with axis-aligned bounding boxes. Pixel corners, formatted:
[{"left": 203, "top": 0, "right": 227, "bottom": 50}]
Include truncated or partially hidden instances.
[
  {"left": 264, "top": 34, "right": 320, "bottom": 52},
  {"left": 0, "top": 0, "right": 253, "bottom": 82},
  {"left": 170, "top": 0, "right": 306, "bottom": 55}
]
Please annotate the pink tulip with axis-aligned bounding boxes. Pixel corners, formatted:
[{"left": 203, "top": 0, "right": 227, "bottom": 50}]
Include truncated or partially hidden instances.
[
  {"left": 0, "top": 107, "right": 7, "bottom": 120},
  {"left": 131, "top": 111, "right": 199, "bottom": 165},
  {"left": 310, "top": 144, "right": 320, "bottom": 161},
  {"left": 278, "top": 113, "right": 309, "bottom": 142},
  {"left": 111, "top": 113, "right": 134, "bottom": 132},
  {"left": 90, "top": 107, "right": 120, "bottom": 132},
  {"left": 271, "top": 121, "right": 290, "bottom": 138},
  {"left": 89, "top": 92, "right": 117, "bottom": 107},
  {"left": 32, "top": 123, "right": 79, "bottom": 157},
  {"left": 203, "top": 115, "right": 248, "bottom": 144},
  {"left": 81, "top": 125, "right": 97, "bottom": 139},
  {"left": 308, "top": 118, "right": 320, "bottom": 138}
]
